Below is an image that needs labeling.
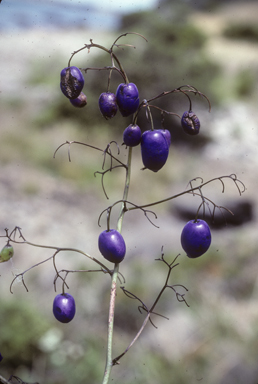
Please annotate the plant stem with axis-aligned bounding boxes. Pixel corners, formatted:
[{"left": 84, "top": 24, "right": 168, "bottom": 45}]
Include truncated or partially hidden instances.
[
  {"left": 102, "top": 262, "right": 119, "bottom": 384},
  {"left": 68, "top": 41, "right": 128, "bottom": 83},
  {"left": 102, "top": 146, "right": 133, "bottom": 384},
  {"left": 117, "top": 146, "right": 132, "bottom": 232},
  {"left": 113, "top": 260, "right": 173, "bottom": 364},
  {"left": 146, "top": 103, "right": 154, "bottom": 131}
]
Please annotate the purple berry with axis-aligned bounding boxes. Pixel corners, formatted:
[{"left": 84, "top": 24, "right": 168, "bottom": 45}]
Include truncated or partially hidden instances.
[
  {"left": 98, "top": 229, "right": 126, "bottom": 263},
  {"left": 60, "top": 66, "right": 84, "bottom": 99},
  {"left": 98, "top": 92, "right": 118, "bottom": 119},
  {"left": 53, "top": 293, "right": 76, "bottom": 323},
  {"left": 123, "top": 124, "right": 142, "bottom": 147},
  {"left": 116, "top": 83, "right": 139, "bottom": 117},
  {"left": 181, "top": 219, "right": 211, "bottom": 258},
  {"left": 0, "top": 353, "right": 3, "bottom": 363},
  {"left": 141, "top": 129, "right": 169, "bottom": 172},
  {"left": 70, "top": 92, "right": 87, "bottom": 108},
  {"left": 181, "top": 111, "right": 200, "bottom": 135}
]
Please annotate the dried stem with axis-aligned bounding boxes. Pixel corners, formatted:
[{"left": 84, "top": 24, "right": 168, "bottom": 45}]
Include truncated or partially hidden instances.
[
  {"left": 5, "top": 229, "right": 112, "bottom": 293},
  {"left": 0, "top": 375, "right": 39, "bottom": 384},
  {"left": 127, "top": 174, "right": 245, "bottom": 213},
  {"left": 112, "top": 252, "right": 188, "bottom": 365}
]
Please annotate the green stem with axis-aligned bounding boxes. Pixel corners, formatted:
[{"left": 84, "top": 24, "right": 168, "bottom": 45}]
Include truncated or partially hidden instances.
[
  {"left": 117, "top": 146, "right": 132, "bottom": 232},
  {"left": 102, "top": 262, "right": 119, "bottom": 384},
  {"left": 146, "top": 103, "right": 154, "bottom": 131},
  {"left": 102, "top": 146, "right": 133, "bottom": 384}
]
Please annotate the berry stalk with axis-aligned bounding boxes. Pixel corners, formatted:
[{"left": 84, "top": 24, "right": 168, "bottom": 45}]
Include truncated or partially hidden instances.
[
  {"left": 102, "top": 262, "right": 119, "bottom": 384},
  {"left": 102, "top": 146, "right": 133, "bottom": 384}
]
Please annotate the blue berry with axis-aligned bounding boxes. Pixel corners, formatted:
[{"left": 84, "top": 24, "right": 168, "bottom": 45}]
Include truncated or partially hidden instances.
[
  {"left": 60, "top": 66, "right": 84, "bottom": 99},
  {"left": 98, "top": 92, "right": 117, "bottom": 119},
  {"left": 141, "top": 129, "right": 169, "bottom": 172},
  {"left": 181, "top": 111, "right": 200, "bottom": 135},
  {"left": 53, "top": 293, "right": 76, "bottom": 323},
  {"left": 181, "top": 219, "right": 211, "bottom": 258},
  {"left": 123, "top": 124, "right": 142, "bottom": 147},
  {"left": 98, "top": 229, "right": 126, "bottom": 263},
  {"left": 70, "top": 92, "right": 87, "bottom": 108},
  {"left": 116, "top": 83, "right": 139, "bottom": 117}
]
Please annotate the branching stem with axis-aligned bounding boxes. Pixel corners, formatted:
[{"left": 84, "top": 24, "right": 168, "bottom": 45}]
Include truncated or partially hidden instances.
[
  {"left": 127, "top": 174, "right": 245, "bottom": 212},
  {"left": 112, "top": 253, "right": 187, "bottom": 364},
  {"left": 102, "top": 147, "right": 133, "bottom": 384}
]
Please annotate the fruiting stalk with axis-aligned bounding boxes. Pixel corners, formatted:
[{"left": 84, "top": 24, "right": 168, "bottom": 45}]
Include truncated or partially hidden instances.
[
  {"left": 145, "top": 102, "right": 154, "bottom": 131},
  {"left": 102, "top": 146, "right": 132, "bottom": 384},
  {"left": 68, "top": 41, "right": 128, "bottom": 84},
  {"left": 102, "top": 262, "right": 119, "bottom": 384},
  {"left": 117, "top": 146, "right": 132, "bottom": 231}
]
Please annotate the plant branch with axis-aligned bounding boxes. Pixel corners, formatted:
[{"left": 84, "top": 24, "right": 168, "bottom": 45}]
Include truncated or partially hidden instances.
[
  {"left": 127, "top": 174, "right": 245, "bottom": 212},
  {"left": 0, "top": 375, "right": 39, "bottom": 384},
  {"left": 102, "top": 263, "right": 119, "bottom": 384},
  {"left": 4, "top": 228, "right": 112, "bottom": 293},
  {"left": 102, "top": 147, "right": 133, "bottom": 383},
  {"left": 112, "top": 253, "right": 187, "bottom": 365}
]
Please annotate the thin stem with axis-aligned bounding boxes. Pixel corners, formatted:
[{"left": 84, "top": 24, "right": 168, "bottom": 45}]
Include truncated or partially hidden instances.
[
  {"left": 0, "top": 375, "right": 39, "bottom": 384},
  {"left": 102, "top": 147, "right": 133, "bottom": 384},
  {"left": 102, "top": 263, "right": 119, "bottom": 384},
  {"left": 145, "top": 101, "right": 154, "bottom": 131},
  {"left": 82, "top": 65, "right": 125, "bottom": 81},
  {"left": 53, "top": 140, "right": 125, "bottom": 167},
  {"left": 135, "top": 85, "right": 211, "bottom": 117},
  {"left": 8, "top": 240, "right": 112, "bottom": 293},
  {"left": 117, "top": 146, "right": 132, "bottom": 232},
  {"left": 112, "top": 256, "right": 175, "bottom": 364},
  {"left": 0, "top": 375, "right": 9, "bottom": 384},
  {"left": 15, "top": 241, "right": 110, "bottom": 272},
  {"left": 111, "top": 32, "right": 148, "bottom": 49},
  {"left": 126, "top": 175, "right": 245, "bottom": 212},
  {"left": 68, "top": 40, "right": 128, "bottom": 83},
  {"left": 113, "top": 313, "right": 151, "bottom": 363}
]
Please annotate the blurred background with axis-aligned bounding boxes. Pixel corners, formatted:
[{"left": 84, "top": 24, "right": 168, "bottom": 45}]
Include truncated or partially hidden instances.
[{"left": 1, "top": 0, "right": 258, "bottom": 383}]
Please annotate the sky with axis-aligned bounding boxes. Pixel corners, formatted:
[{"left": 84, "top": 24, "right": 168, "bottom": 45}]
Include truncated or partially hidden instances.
[
  {"left": 53, "top": 0, "right": 159, "bottom": 12},
  {"left": 0, "top": 0, "right": 159, "bottom": 31}
]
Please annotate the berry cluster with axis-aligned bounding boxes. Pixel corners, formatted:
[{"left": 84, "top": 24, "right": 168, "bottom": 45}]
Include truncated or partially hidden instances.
[
  {"left": 60, "top": 62, "right": 201, "bottom": 172},
  {"left": 58, "top": 33, "right": 212, "bottom": 278},
  {"left": 56, "top": 33, "right": 216, "bottom": 325},
  {"left": 60, "top": 35, "right": 205, "bottom": 177}
]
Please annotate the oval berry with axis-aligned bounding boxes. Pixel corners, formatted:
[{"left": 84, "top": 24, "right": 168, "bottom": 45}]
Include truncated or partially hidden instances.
[
  {"left": 123, "top": 124, "right": 142, "bottom": 147},
  {"left": 70, "top": 92, "right": 87, "bottom": 108},
  {"left": 53, "top": 293, "right": 76, "bottom": 323},
  {"left": 60, "top": 66, "right": 84, "bottom": 99},
  {"left": 181, "top": 219, "right": 211, "bottom": 258},
  {"left": 141, "top": 129, "right": 169, "bottom": 172},
  {"left": 98, "top": 92, "right": 117, "bottom": 119},
  {"left": 181, "top": 111, "right": 200, "bottom": 135},
  {"left": 98, "top": 229, "right": 126, "bottom": 263},
  {"left": 0, "top": 243, "right": 14, "bottom": 263},
  {"left": 116, "top": 83, "right": 139, "bottom": 117}
]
